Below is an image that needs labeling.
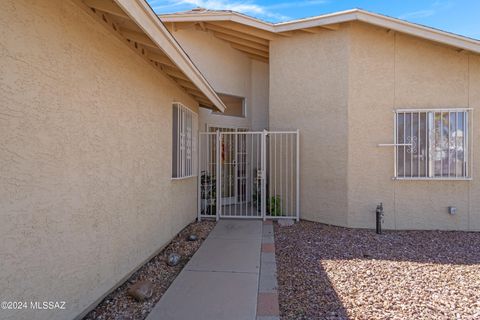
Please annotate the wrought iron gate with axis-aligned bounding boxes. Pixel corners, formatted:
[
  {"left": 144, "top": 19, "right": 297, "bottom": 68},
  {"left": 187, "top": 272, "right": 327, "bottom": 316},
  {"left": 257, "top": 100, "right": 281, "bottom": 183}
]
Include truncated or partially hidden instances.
[{"left": 198, "top": 130, "right": 299, "bottom": 220}]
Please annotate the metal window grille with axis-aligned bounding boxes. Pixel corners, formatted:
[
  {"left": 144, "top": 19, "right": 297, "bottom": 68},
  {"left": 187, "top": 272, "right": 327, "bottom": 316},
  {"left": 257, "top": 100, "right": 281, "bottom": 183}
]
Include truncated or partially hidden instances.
[
  {"left": 394, "top": 109, "right": 472, "bottom": 180},
  {"left": 172, "top": 103, "right": 198, "bottom": 179}
]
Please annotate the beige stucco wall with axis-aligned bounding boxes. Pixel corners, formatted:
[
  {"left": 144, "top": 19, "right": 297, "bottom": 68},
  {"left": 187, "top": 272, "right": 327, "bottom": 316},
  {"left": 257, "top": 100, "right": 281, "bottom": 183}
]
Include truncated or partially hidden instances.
[
  {"left": 269, "top": 22, "right": 479, "bottom": 230},
  {"left": 0, "top": 1, "right": 199, "bottom": 319},
  {"left": 269, "top": 28, "right": 351, "bottom": 226},
  {"left": 169, "top": 27, "right": 269, "bottom": 131},
  {"left": 347, "top": 22, "right": 480, "bottom": 231},
  {"left": 251, "top": 60, "right": 269, "bottom": 130}
]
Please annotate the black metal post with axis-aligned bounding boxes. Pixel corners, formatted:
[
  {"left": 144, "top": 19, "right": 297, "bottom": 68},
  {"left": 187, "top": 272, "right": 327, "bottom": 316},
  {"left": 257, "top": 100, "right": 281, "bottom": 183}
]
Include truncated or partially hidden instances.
[{"left": 376, "top": 203, "right": 383, "bottom": 234}]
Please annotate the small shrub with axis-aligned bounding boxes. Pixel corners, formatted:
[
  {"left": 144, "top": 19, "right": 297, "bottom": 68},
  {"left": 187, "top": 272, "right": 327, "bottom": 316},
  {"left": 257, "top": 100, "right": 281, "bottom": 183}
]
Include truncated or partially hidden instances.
[{"left": 269, "top": 195, "right": 282, "bottom": 216}]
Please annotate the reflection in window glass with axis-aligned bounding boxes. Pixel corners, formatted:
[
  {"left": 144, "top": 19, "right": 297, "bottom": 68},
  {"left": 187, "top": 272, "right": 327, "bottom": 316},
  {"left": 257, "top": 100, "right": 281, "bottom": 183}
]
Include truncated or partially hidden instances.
[
  {"left": 172, "top": 103, "right": 198, "bottom": 178},
  {"left": 396, "top": 110, "right": 468, "bottom": 179}
]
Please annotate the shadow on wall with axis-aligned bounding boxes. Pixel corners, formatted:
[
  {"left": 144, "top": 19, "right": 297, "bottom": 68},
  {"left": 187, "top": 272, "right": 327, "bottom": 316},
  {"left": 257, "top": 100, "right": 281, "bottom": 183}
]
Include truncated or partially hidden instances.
[{"left": 274, "top": 221, "right": 480, "bottom": 319}]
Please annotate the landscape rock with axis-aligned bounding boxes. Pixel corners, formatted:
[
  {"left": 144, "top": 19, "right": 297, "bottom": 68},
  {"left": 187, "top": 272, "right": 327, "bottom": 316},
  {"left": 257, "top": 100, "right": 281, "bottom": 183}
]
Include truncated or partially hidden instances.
[
  {"left": 167, "top": 253, "right": 181, "bottom": 266},
  {"left": 83, "top": 221, "right": 215, "bottom": 320},
  {"left": 275, "top": 220, "right": 480, "bottom": 320},
  {"left": 127, "top": 280, "right": 153, "bottom": 302},
  {"left": 278, "top": 219, "right": 295, "bottom": 227},
  {"left": 187, "top": 234, "right": 198, "bottom": 241}
]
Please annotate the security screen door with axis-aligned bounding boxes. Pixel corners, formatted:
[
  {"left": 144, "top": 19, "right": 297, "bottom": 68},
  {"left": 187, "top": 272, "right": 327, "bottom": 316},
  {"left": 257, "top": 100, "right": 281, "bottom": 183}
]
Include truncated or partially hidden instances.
[{"left": 207, "top": 127, "right": 248, "bottom": 207}]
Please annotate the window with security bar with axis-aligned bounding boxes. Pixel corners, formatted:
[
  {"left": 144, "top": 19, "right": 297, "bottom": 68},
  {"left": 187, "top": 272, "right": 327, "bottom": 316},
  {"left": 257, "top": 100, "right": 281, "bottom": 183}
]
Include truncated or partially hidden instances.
[
  {"left": 172, "top": 103, "right": 198, "bottom": 179},
  {"left": 394, "top": 109, "right": 471, "bottom": 180}
]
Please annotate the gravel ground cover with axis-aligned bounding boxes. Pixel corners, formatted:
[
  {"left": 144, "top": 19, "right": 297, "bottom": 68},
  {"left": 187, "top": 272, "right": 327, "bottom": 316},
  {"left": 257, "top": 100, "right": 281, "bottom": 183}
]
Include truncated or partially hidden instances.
[
  {"left": 83, "top": 220, "right": 215, "bottom": 320},
  {"left": 274, "top": 221, "right": 480, "bottom": 320}
]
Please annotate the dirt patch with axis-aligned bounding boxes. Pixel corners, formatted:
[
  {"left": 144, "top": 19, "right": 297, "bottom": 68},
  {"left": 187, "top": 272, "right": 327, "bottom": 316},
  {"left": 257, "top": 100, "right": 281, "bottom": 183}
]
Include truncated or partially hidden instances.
[
  {"left": 83, "top": 220, "right": 215, "bottom": 320},
  {"left": 274, "top": 221, "right": 480, "bottom": 320}
]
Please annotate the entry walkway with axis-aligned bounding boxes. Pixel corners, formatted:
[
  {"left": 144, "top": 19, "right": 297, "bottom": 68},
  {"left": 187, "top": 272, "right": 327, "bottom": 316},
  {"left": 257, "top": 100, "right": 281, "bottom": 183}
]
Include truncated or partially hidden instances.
[{"left": 146, "top": 220, "right": 263, "bottom": 320}]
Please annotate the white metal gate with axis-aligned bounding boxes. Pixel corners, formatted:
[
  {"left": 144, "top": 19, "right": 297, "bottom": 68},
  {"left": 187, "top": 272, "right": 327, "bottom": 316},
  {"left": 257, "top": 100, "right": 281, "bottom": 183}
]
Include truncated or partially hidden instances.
[{"left": 198, "top": 130, "right": 299, "bottom": 220}]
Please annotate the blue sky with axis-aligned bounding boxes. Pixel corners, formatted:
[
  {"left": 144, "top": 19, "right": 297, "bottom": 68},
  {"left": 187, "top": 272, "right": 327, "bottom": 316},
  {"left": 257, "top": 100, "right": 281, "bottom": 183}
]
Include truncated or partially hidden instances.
[{"left": 148, "top": 0, "right": 480, "bottom": 40}]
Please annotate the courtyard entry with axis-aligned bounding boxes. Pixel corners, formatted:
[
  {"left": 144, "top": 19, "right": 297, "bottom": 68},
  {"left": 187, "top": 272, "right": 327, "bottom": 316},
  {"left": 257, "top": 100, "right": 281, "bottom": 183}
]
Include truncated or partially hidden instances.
[{"left": 198, "top": 129, "right": 299, "bottom": 220}]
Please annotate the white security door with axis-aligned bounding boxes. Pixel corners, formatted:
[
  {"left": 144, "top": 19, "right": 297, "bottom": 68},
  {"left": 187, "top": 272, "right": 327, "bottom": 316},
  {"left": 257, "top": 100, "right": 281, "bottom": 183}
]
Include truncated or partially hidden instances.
[{"left": 207, "top": 127, "right": 249, "bottom": 206}]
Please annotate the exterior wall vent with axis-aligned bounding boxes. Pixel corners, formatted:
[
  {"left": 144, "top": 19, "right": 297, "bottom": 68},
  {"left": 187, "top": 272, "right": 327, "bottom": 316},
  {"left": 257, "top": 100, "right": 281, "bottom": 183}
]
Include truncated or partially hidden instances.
[{"left": 448, "top": 206, "right": 457, "bottom": 215}]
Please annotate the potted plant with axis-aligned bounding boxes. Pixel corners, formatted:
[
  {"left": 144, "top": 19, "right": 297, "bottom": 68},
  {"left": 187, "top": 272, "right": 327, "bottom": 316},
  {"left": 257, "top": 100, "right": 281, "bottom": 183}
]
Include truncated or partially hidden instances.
[
  {"left": 268, "top": 195, "right": 282, "bottom": 216},
  {"left": 252, "top": 170, "right": 282, "bottom": 216}
]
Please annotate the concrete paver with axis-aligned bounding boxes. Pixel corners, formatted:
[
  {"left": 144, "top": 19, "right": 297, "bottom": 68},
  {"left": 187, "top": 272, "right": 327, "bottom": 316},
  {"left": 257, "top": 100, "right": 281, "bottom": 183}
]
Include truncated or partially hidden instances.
[{"left": 256, "top": 222, "right": 280, "bottom": 320}]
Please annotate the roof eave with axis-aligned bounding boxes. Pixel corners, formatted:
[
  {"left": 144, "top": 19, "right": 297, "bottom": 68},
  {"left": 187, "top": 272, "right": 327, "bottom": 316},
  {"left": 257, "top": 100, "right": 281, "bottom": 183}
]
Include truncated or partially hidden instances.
[
  {"left": 161, "top": 11, "right": 276, "bottom": 32},
  {"left": 114, "top": 0, "right": 226, "bottom": 112},
  {"left": 160, "top": 8, "right": 480, "bottom": 55},
  {"left": 355, "top": 10, "right": 480, "bottom": 54},
  {"left": 273, "top": 9, "right": 359, "bottom": 31}
]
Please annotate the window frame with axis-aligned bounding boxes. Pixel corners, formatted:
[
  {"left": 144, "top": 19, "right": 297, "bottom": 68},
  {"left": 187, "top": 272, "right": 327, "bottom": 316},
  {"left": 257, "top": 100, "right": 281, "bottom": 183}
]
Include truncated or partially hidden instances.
[
  {"left": 172, "top": 102, "right": 198, "bottom": 180},
  {"left": 211, "top": 93, "right": 246, "bottom": 118},
  {"left": 393, "top": 108, "right": 473, "bottom": 181}
]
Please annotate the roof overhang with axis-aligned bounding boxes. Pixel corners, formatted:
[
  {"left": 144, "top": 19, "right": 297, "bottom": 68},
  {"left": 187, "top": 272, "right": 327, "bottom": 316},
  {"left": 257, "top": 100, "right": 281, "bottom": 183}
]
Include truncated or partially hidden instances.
[
  {"left": 73, "top": 0, "right": 226, "bottom": 112},
  {"left": 161, "top": 10, "right": 277, "bottom": 32},
  {"left": 276, "top": 10, "right": 480, "bottom": 54},
  {"left": 160, "top": 9, "right": 480, "bottom": 55}
]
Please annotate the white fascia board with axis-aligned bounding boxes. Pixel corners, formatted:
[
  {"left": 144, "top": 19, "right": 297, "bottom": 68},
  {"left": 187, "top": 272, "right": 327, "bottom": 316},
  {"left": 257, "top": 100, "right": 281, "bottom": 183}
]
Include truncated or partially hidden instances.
[
  {"left": 356, "top": 11, "right": 480, "bottom": 54},
  {"left": 273, "top": 11, "right": 358, "bottom": 32},
  {"left": 230, "top": 14, "right": 276, "bottom": 32},
  {"left": 161, "top": 13, "right": 235, "bottom": 22},
  {"left": 161, "top": 8, "right": 480, "bottom": 54},
  {"left": 275, "top": 9, "right": 480, "bottom": 53},
  {"left": 161, "top": 9, "right": 357, "bottom": 33},
  {"left": 161, "top": 12, "right": 276, "bottom": 32},
  {"left": 274, "top": 9, "right": 358, "bottom": 26},
  {"left": 114, "top": 0, "right": 226, "bottom": 112}
]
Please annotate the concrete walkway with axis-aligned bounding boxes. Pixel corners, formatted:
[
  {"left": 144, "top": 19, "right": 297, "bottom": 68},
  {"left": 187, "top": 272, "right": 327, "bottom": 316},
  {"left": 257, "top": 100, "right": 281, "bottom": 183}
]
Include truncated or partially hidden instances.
[{"left": 146, "top": 220, "right": 263, "bottom": 320}]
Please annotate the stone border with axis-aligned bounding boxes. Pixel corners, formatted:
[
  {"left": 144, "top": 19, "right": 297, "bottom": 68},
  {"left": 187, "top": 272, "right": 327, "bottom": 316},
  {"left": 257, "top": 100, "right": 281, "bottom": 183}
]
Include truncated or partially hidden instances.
[{"left": 256, "top": 220, "right": 280, "bottom": 320}]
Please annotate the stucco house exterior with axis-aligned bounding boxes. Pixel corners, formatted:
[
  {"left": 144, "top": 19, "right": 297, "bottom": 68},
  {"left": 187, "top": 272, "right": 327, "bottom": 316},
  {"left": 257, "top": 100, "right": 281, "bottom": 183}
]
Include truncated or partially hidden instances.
[
  {"left": 160, "top": 8, "right": 480, "bottom": 232},
  {"left": 1, "top": 1, "right": 480, "bottom": 319}
]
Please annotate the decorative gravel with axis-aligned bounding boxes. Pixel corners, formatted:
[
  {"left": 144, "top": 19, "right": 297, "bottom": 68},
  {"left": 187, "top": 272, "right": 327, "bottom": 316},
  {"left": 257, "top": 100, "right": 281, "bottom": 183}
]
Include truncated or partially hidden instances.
[
  {"left": 83, "top": 220, "right": 216, "bottom": 320},
  {"left": 274, "top": 221, "right": 480, "bottom": 320}
]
